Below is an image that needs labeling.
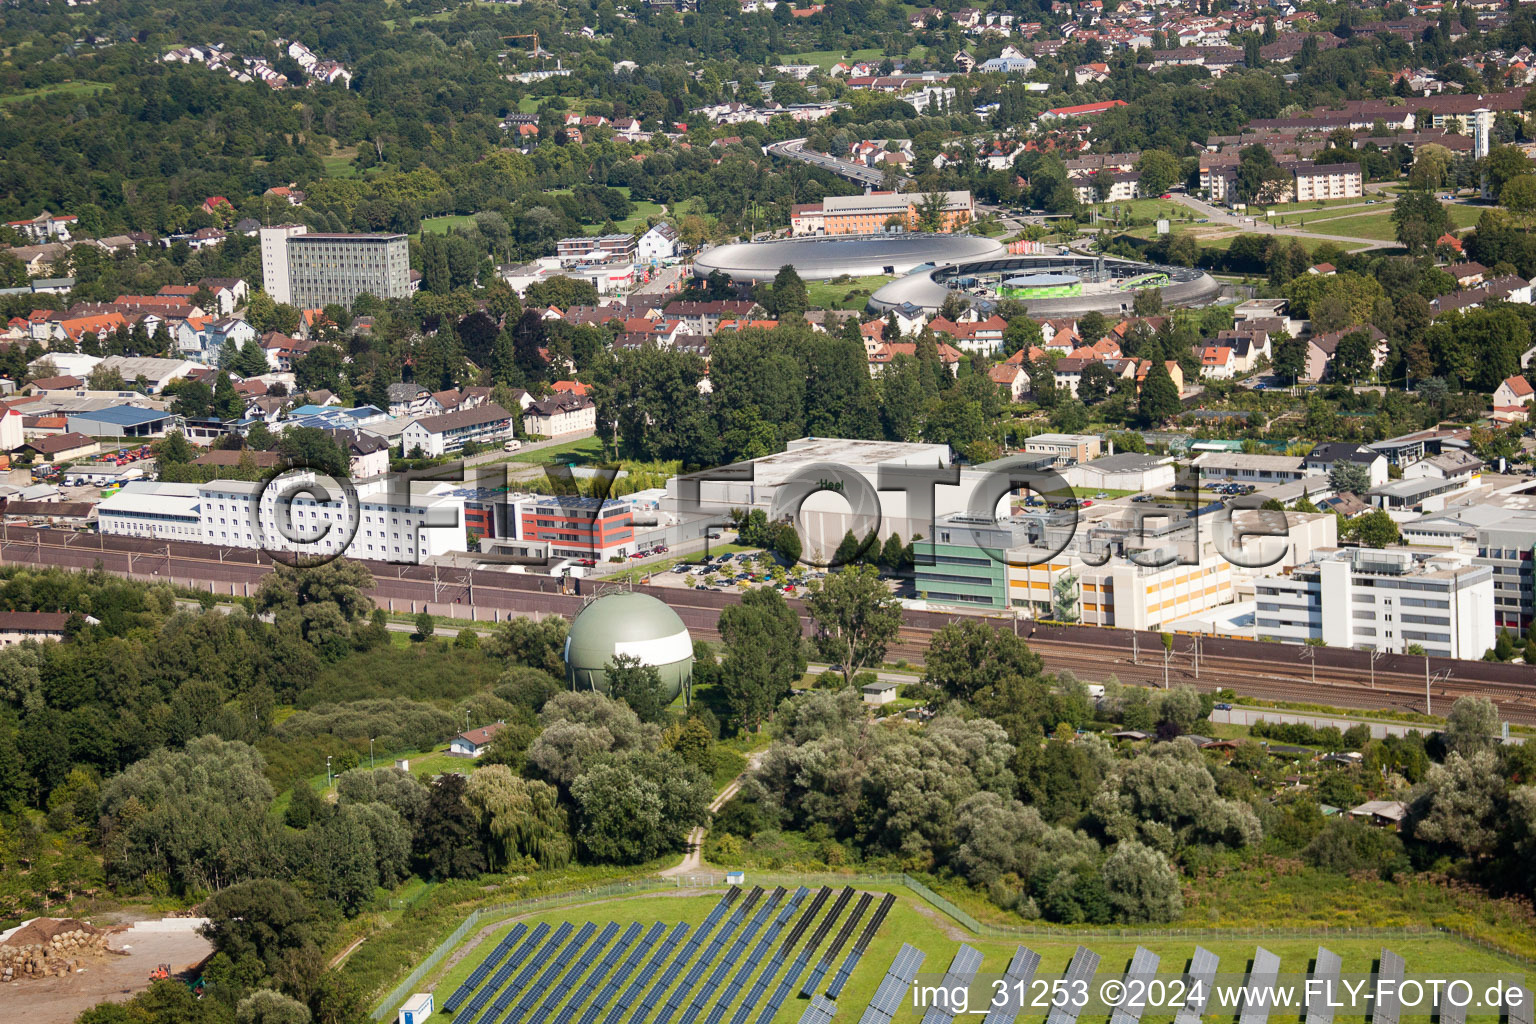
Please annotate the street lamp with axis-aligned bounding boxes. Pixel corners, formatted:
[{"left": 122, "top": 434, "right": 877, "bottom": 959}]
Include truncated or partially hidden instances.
[
  {"left": 369, "top": 737, "right": 375, "bottom": 771},
  {"left": 326, "top": 755, "right": 332, "bottom": 789}
]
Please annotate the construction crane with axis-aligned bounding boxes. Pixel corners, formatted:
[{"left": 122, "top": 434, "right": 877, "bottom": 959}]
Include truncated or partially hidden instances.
[{"left": 502, "top": 32, "right": 545, "bottom": 61}]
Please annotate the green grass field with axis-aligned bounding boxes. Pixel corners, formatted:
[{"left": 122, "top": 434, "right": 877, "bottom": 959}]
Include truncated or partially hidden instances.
[
  {"left": 1289, "top": 202, "right": 1483, "bottom": 241},
  {"left": 407, "top": 888, "right": 1523, "bottom": 1024},
  {"left": 419, "top": 214, "right": 478, "bottom": 235},
  {"left": 805, "top": 275, "right": 893, "bottom": 311},
  {"left": 509, "top": 434, "right": 605, "bottom": 465},
  {"left": 0, "top": 80, "right": 109, "bottom": 104},
  {"left": 780, "top": 46, "right": 926, "bottom": 70}
]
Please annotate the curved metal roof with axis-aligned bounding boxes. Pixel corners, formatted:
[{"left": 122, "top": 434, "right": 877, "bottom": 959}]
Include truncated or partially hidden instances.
[{"left": 692, "top": 233, "right": 1006, "bottom": 283}]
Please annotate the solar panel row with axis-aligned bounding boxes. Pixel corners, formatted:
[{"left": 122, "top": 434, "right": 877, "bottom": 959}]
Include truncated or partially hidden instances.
[
  {"left": 505, "top": 921, "right": 595, "bottom": 1024},
  {"left": 1173, "top": 946, "right": 1220, "bottom": 1024},
  {"left": 858, "top": 943, "right": 927, "bottom": 1024},
  {"left": 980, "top": 945, "right": 1042, "bottom": 1024},
  {"left": 826, "top": 890, "right": 895, "bottom": 1000},
  {"left": 1107, "top": 947, "right": 1162, "bottom": 1024},
  {"left": 920, "top": 944, "right": 985, "bottom": 1024},
  {"left": 444, "top": 923, "right": 529, "bottom": 1013},
  {"left": 652, "top": 889, "right": 767, "bottom": 1024},
  {"left": 1043, "top": 947, "right": 1101, "bottom": 1024},
  {"left": 796, "top": 995, "right": 839, "bottom": 1024},
  {"left": 1306, "top": 948, "right": 1343, "bottom": 1024}
]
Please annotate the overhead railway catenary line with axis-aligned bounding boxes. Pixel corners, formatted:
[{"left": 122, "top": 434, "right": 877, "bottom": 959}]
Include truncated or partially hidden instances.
[{"left": 7, "top": 526, "right": 1533, "bottom": 724}]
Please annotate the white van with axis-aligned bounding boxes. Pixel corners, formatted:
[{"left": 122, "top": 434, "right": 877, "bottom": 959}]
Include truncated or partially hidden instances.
[{"left": 503, "top": 439, "right": 523, "bottom": 452}]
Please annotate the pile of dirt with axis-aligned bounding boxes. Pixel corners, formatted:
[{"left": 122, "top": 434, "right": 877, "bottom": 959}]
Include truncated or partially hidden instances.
[{"left": 1, "top": 920, "right": 112, "bottom": 982}]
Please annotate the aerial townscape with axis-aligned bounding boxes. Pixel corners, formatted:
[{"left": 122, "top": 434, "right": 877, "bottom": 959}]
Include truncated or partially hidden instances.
[{"left": 8, "top": 0, "right": 1536, "bottom": 1023}]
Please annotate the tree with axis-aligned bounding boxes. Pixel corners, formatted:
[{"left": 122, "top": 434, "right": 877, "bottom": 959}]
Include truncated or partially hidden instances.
[
  {"left": 412, "top": 611, "right": 435, "bottom": 642},
  {"left": 413, "top": 773, "right": 486, "bottom": 879},
  {"left": 1138, "top": 361, "right": 1180, "bottom": 425},
  {"left": 717, "top": 587, "right": 806, "bottom": 731},
  {"left": 1331, "top": 330, "right": 1375, "bottom": 383},
  {"left": 491, "top": 616, "right": 569, "bottom": 676},
  {"left": 570, "top": 750, "right": 710, "bottom": 863},
  {"left": 88, "top": 364, "right": 127, "bottom": 390},
  {"left": 202, "top": 879, "right": 325, "bottom": 990},
  {"left": 1101, "top": 840, "right": 1183, "bottom": 923},
  {"left": 916, "top": 191, "right": 949, "bottom": 233},
  {"left": 923, "top": 620, "right": 1046, "bottom": 706},
  {"left": 462, "top": 764, "right": 571, "bottom": 869},
  {"left": 1346, "top": 509, "right": 1400, "bottom": 548},
  {"left": 276, "top": 427, "right": 347, "bottom": 478},
  {"left": 1273, "top": 332, "right": 1308, "bottom": 383},
  {"left": 237, "top": 990, "right": 312, "bottom": 1024},
  {"left": 767, "top": 264, "right": 808, "bottom": 320},
  {"left": 1443, "top": 695, "right": 1500, "bottom": 757},
  {"left": 1328, "top": 461, "right": 1372, "bottom": 494},
  {"left": 153, "top": 430, "right": 196, "bottom": 466},
  {"left": 1135, "top": 150, "right": 1182, "bottom": 196},
  {"left": 1392, "top": 189, "right": 1450, "bottom": 255},
  {"left": 805, "top": 564, "right": 902, "bottom": 688},
  {"left": 1078, "top": 361, "right": 1120, "bottom": 405},
  {"left": 1409, "top": 750, "right": 1503, "bottom": 860},
  {"left": 234, "top": 337, "right": 272, "bottom": 379},
  {"left": 1500, "top": 174, "right": 1536, "bottom": 225},
  {"left": 213, "top": 371, "right": 245, "bottom": 420},
  {"left": 605, "top": 654, "right": 670, "bottom": 723}
]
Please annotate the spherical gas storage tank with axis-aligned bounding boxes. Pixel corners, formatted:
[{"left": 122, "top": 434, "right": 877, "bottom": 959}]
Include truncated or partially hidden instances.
[{"left": 563, "top": 591, "right": 694, "bottom": 700}]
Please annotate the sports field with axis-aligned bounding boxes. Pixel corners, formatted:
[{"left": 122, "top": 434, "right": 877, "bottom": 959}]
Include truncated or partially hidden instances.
[{"left": 411, "top": 887, "right": 1522, "bottom": 1024}]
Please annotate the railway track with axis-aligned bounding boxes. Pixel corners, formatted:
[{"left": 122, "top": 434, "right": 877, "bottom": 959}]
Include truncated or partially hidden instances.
[{"left": 4, "top": 527, "right": 1534, "bottom": 725}]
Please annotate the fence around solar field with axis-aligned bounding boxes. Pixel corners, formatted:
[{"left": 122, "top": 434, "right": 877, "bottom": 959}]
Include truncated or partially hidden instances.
[{"left": 372, "top": 872, "right": 1536, "bottom": 1021}]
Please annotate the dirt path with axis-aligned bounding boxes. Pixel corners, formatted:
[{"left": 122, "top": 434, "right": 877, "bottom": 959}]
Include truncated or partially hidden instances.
[{"left": 662, "top": 750, "right": 765, "bottom": 878}]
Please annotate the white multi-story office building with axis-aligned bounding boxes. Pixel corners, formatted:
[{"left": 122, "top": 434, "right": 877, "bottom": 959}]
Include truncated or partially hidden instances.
[
  {"left": 96, "top": 477, "right": 467, "bottom": 563},
  {"left": 1254, "top": 546, "right": 1493, "bottom": 658}
]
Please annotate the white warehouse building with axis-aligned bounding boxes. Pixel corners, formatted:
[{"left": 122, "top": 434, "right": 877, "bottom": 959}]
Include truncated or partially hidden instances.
[{"left": 1253, "top": 546, "right": 1494, "bottom": 658}]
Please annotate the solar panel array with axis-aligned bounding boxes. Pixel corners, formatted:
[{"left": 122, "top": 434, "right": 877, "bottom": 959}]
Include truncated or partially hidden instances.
[
  {"left": 602, "top": 923, "right": 691, "bottom": 1024},
  {"left": 675, "top": 889, "right": 787, "bottom": 1024},
  {"left": 980, "top": 946, "right": 1042, "bottom": 1024},
  {"left": 474, "top": 921, "right": 572, "bottom": 1024},
  {"left": 858, "top": 943, "right": 927, "bottom": 1024},
  {"left": 444, "top": 923, "right": 527, "bottom": 1014},
  {"left": 704, "top": 889, "right": 809, "bottom": 1024},
  {"left": 802, "top": 892, "right": 872, "bottom": 998},
  {"left": 454, "top": 922, "right": 548, "bottom": 1024},
  {"left": 1306, "top": 948, "right": 1342, "bottom": 1024},
  {"left": 506, "top": 920, "right": 594, "bottom": 1024},
  {"left": 827, "top": 894, "right": 895, "bottom": 1000},
  {"left": 1043, "top": 946, "right": 1102, "bottom": 1024},
  {"left": 1373, "top": 950, "right": 1407, "bottom": 1024},
  {"left": 530, "top": 920, "right": 618, "bottom": 1024},
  {"left": 636, "top": 890, "right": 755, "bottom": 1024},
  {"left": 655, "top": 888, "right": 768, "bottom": 1024},
  {"left": 1238, "top": 948, "right": 1283, "bottom": 1024},
  {"left": 569, "top": 923, "right": 649, "bottom": 1024},
  {"left": 1174, "top": 946, "right": 1219, "bottom": 1024},
  {"left": 1108, "top": 947, "right": 1162, "bottom": 1024},
  {"left": 757, "top": 887, "right": 854, "bottom": 1024},
  {"left": 796, "top": 995, "right": 839, "bottom": 1024},
  {"left": 736, "top": 887, "right": 832, "bottom": 1024}
]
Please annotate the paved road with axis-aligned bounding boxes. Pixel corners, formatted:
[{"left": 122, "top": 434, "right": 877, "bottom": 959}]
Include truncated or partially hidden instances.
[
  {"left": 457, "top": 429, "right": 597, "bottom": 469},
  {"left": 768, "top": 137, "right": 891, "bottom": 188}
]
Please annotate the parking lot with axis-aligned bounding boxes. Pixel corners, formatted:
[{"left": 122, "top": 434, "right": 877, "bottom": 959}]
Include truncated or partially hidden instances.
[{"left": 637, "top": 549, "right": 826, "bottom": 597}]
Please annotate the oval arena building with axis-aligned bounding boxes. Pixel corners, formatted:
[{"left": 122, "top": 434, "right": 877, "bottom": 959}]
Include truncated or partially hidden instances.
[
  {"left": 692, "top": 232, "right": 1007, "bottom": 285},
  {"left": 868, "top": 251, "right": 1220, "bottom": 316}
]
